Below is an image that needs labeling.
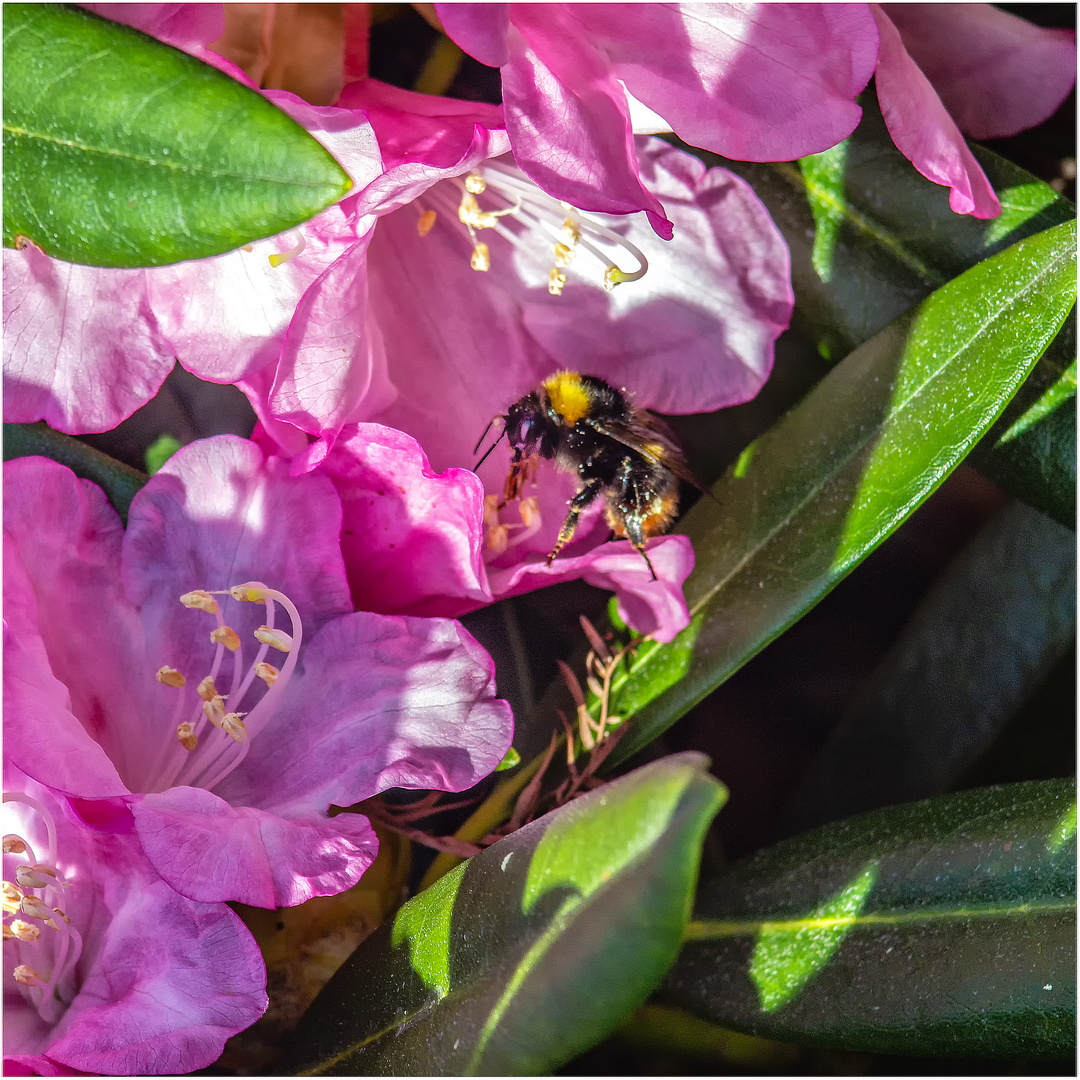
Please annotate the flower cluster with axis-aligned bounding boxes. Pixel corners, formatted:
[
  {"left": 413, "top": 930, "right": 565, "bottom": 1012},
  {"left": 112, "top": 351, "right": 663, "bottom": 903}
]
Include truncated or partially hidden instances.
[{"left": 3, "top": 2, "right": 1073, "bottom": 1072}]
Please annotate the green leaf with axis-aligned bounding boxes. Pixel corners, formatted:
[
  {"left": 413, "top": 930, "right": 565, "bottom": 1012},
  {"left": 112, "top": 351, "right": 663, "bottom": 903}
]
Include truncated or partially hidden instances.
[
  {"left": 698, "top": 95, "right": 1076, "bottom": 526},
  {"left": 144, "top": 433, "right": 182, "bottom": 475},
  {"left": 495, "top": 747, "right": 521, "bottom": 772},
  {"left": 282, "top": 754, "right": 725, "bottom": 1076},
  {"left": 3, "top": 4, "right": 352, "bottom": 267},
  {"left": 3, "top": 421, "right": 147, "bottom": 523},
  {"left": 606, "top": 220, "right": 1076, "bottom": 766},
  {"left": 782, "top": 499, "right": 1076, "bottom": 834},
  {"left": 660, "top": 780, "right": 1076, "bottom": 1060}
]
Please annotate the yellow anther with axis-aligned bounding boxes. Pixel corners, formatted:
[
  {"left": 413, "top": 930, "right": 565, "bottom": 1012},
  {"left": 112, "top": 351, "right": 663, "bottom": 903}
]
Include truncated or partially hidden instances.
[
  {"left": 254, "top": 626, "right": 293, "bottom": 653},
  {"left": 560, "top": 217, "right": 580, "bottom": 245},
  {"left": 52, "top": 907, "right": 71, "bottom": 926},
  {"left": 203, "top": 695, "right": 227, "bottom": 728},
  {"left": 464, "top": 171, "right": 487, "bottom": 194},
  {"left": 553, "top": 242, "right": 575, "bottom": 268},
  {"left": 210, "top": 625, "right": 241, "bottom": 652},
  {"left": 155, "top": 666, "right": 186, "bottom": 688},
  {"left": 177, "top": 722, "right": 198, "bottom": 751},
  {"left": 486, "top": 523, "right": 510, "bottom": 555},
  {"left": 20, "top": 895, "right": 52, "bottom": 921},
  {"left": 221, "top": 713, "right": 249, "bottom": 745},
  {"left": 519, "top": 496, "right": 540, "bottom": 527},
  {"left": 2, "top": 881, "right": 23, "bottom": 913},
  {"left": 458, "top": 191, "right": 513, "bottom": 231},
  {"left": 471, "top": 242, "right": 491, "bottom": 272},
  {"left": 1, "top": 924, "right": 11, "bottom": 940},
  {"left": 229, "top": 582, "right": 268, "bottom": 603},
  {"left": 254, "top": 661, "right": 279, "bottom": 688},
  {"left": 15, "top": 864, "right": 57, "bottom": 890},
  {"left": 180, "top": 590, "right": 219, "bottom": 614},
  {"left": 604, "top": 264, "right": 632, "bottom": 290},
  {"left": 3, "top": 837, "right": 27, "bottom": 855},
  {"left": 9, "top": 919, "right": 40, "bottom": 943},
  {"left": 483, "top": 494, "right": 502, "bottom": 527},
  {"left": 13, "top": 965, "right": 43, "bottom": 987},
  {"left": 417, "top": 209, "right": 437, "bottom": 237},
  {"left": 196, "top": 676, "right": 219, "bottom": 702},
  {"left": 548, "top": 268, "right": 567, "bottom": 295}
]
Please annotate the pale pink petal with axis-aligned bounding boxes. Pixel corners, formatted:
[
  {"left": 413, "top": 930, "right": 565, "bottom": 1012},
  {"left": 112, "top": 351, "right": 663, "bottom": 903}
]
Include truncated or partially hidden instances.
[
  {"left": 337, "top": 79, "right": 510, "bottom": 217},
  {"left": 434, "top": 2, "right": 511, "bottom": 67},
  {"left": 319, "top": 424, "right": 492, "bottom": 617},
  {"left": 487, "top": 534, "right": 696, "bottom": 643},
  {"left": 3, "top": 459, "right": 143, "bottom": 797},
  {"left": 872, "top": 6, "right": 1001, "bottom": 219},
  {"left": 81, "top": 3, "right": 225, "bottom": 53},
  {"left": 2, "top": 248, "right": 172, "bottom": 432},
  {"left": 501, "top": 14, "right": 673, "bottom": 238},
  {"left": 521, "top": 137, "right": 790, "bottom": 414},
  {"left": 215, "top": 611, "right": 513, "bottom": 813},
  {"left": 883, "top": 3, "right": 1076, "bottom": 141},
  {"left": 264, "top": 229, "right": 395, "bottom": 456},
  {"left": 131, "top": 787, "right": 379, "bottom": 908},
  {"left": 122, "top": 436, "right": 355, "bottom": 657},
  {"left": 576, "top": 3, "right": 880, "bottom": 161}
]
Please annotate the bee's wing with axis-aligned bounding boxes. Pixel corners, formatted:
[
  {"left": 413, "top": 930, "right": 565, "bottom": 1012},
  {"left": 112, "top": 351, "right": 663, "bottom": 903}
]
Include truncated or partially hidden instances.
[{"left": 589, "top": 410, "right": 704, "bottom": 490}]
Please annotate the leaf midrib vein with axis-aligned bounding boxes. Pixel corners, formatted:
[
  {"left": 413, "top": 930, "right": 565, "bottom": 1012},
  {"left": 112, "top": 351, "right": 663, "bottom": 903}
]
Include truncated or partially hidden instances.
[
  {"left": 3, "top": 122, "right": 334, "bottom": 189},
  {"left": 686, "top": 897, "right": 1075, "bottom": 939}
]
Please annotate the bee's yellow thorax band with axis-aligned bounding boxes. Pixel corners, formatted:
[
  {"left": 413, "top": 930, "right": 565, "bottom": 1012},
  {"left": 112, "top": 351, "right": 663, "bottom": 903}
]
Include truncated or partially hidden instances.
[{"left": 543, "top": 371, "right": 591, "bottom": 425}]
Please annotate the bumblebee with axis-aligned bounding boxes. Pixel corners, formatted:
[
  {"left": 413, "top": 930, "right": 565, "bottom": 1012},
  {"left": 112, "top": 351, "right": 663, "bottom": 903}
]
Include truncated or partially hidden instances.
[{"left": 475, "top": 371, "right": 693, "bottom": 580}]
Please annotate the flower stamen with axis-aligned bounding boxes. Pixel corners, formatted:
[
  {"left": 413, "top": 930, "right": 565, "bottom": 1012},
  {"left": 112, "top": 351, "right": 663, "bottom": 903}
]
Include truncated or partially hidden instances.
[
  {"left": 424, "top": 159, "right": 649, "bottom": 292},
  {"left": 157, "top": 582, "right": 304, "bottom": 794},
  {"left": 3, "top": 793, "right": 83, "bottom": 1022}
]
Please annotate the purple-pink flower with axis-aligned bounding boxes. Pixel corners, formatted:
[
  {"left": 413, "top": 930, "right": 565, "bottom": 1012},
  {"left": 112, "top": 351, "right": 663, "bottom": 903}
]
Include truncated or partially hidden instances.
[
  {"left": 3, "top": 763, "right": 267, "bottom": 1075},
  {"left": 4, "top": 438, "right": 512, "bottom": 911}
]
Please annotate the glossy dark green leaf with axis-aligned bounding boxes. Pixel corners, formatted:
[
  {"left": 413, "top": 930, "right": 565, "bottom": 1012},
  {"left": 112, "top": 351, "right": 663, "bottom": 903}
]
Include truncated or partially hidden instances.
[
  {"left": 606, "top": 220, "right": 1076, "bottom": 766},
  {"left": 3, "top": 4, "right": 351, "bottom": 267},
  {"left": 660, "top": 780, "right": 1076, "bottom": 1059},
  {"left": 3, "top": 422, "right": 147, "bottom": 523},
  {"left": 283, "top": 754, "right": 725, "bottom": 1076},
  {"left": 698, "top": 96, "right": 1076, "bottom": 526},
  {"left": 782, "top": 499, "right": 1076, "bottom": 834}
]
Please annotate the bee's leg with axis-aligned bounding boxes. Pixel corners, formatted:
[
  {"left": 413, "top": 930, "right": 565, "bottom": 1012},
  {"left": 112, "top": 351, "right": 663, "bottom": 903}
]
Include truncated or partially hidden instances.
[
  {"left": 621, "top": 512, "right": 658, "bottom": 581},
  {"left": 501, "top": 453, "right": 529, "bottom": 506},
  {"left": 547, "top": 479, "right": 603, "bottom": 565}
]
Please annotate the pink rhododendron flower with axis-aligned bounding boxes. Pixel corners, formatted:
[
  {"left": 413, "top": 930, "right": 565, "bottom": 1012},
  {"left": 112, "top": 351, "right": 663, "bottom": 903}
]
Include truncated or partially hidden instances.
[
  {"left": 272, "top": 100, "right": 794, "bottom": 641},
  {"left": 3, "top": 763, "right": 267, "bottom": 1075},
  {"left": 4, "top": 438, "right": 512, "bottom": 911},
  {"left": 434, "top": 3, "right": 881, "bottom": 237}
]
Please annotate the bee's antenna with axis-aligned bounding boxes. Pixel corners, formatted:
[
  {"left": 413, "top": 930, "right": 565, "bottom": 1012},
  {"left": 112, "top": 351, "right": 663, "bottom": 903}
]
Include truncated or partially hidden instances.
[{"left": 473, "top": 417, "right": 507, "bottom": 470}]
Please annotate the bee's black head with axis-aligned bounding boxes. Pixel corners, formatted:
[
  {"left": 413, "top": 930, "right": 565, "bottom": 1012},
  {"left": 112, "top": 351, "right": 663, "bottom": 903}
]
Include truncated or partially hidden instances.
[{"left": 504, "top": 392, "right": 545, "bottom": 454}]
